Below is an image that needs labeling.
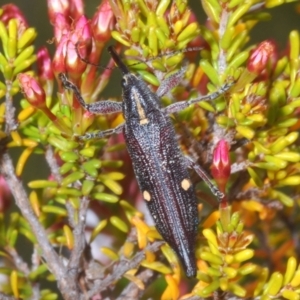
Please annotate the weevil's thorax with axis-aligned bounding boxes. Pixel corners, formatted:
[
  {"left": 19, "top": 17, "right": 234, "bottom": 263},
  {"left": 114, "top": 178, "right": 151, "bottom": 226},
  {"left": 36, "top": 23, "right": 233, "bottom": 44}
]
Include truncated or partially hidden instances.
[{"left": 121, "top": 73, "right": 160, "bottom": 123}]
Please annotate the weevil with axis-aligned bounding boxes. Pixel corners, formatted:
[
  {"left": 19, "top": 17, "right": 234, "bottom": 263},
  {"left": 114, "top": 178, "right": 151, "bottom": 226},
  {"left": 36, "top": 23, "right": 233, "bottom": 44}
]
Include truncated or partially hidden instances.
[{"left": 59, "top": 46, "right": 230, "bottom": 277}]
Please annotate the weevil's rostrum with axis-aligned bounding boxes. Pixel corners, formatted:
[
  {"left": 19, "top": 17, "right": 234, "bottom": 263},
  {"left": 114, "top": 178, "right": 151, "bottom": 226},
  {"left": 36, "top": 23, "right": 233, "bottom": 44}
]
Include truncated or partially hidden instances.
[{"left": 122, "top": 71, "right": 199, "bottom": 278}]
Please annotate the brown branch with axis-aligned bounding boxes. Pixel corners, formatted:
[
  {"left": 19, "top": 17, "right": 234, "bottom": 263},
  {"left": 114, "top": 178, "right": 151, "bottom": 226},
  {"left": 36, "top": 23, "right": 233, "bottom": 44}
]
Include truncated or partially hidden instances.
[
  {"left": 45, "top": 144, "right": 89, "bottom": 272},
  {"left": 4, "top": 81, "right": 17, "bottom": 133},
  {"left": 67, "top": 196, "right": 90, "bottom": 280},
  {"left": 116, "top": 269, "right": 154, "bottom": 300},
  {"left": 31, "top": 246, "right": 43, "bottom": 300},
  {"left": 84, "top": 241, "right": 164, "bottom": 300},
  {"left": 183, "top": 296, "right": 202, "bottom": 300},
  {"left": 4, "top": 246, "right": 42, "bottom": 299},
  {"left": 31, "top": 286, "right": 40, "bottom": 300},
  {"left": 5, "top": 246, "right": 30, "bottom": 275},
  {"left": 0, "top": 292, "right": 17, "bottom": 300},
  {"left": 45, "top": 146, "right": 62, "bottom": 180},
  {"left": 0, "top": 153, "right": 81, "bottom": 300},
  {"left": 45, "top": 146, "right": 76, "bottom": 228},
  {"left": 231, "top": 161, "right": 249, "bottom": 173},
  {"left": 45, "top": 139, "right": 90, "bottom": 296}
]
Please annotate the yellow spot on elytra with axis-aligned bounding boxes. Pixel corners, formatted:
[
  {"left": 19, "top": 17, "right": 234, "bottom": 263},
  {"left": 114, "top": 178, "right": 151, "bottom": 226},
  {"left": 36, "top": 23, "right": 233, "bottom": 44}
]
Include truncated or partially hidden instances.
[
  {"left": 181, "top": 179, "right": 191, "bottom": 191},
  {"left": 140, "top": 118, "right": 149, "bottom": 125},
  {"left": 123, "top": 75, "right": 129, "bottom": 84},
  {"left": 143, "top": 191, "right": 151, "bottom": 201}
]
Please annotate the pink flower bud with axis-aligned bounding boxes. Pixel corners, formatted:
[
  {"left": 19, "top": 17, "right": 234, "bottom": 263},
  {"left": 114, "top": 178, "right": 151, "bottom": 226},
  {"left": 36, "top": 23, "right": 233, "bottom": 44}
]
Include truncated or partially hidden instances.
[
  {"left": 65, "top": 39, "right": 89, "bottom": 80},
  {"left": 211, "top": 140, "right": 231, "bottom": 193},
  {"left": 19, "top": 74, "right": 46, "bottom": 109},
  {"left": 0, "top": 4, "right": 28, "bottom": 28},
  {"left": 91, "top": 0, "right": 115, "bottom": 43},
  {"left": 247, "top": 40, "right": 276, "bottom": 74},
  {"left": 47, "top": 0, "right": 84, "bottom": 27},
  {"left": 37, "top": 47, "right": 54, "bottom": 82},
  {"left": 47, "top": 0, "right": 69, "bottom": 24},
  {"left": 19, "top": 74, "right": 57, "bottom": 122},
  {"left": 0, "top": 176, "right": 11, "bottom": 213},
  {"left": 52, "top": 15, "right": 92, "bottom": 81},
  {"left": 53, "top": 13, "right": 70, "bottom": 44},
  {"left": 69, "top": 0, "right": 84, "bottom": 21},
  {"left": 52, "top": 35, "right": 68, "bottom": 76},
  {"left": 72, "top": 15, "right": 92, "bottom": 44}
]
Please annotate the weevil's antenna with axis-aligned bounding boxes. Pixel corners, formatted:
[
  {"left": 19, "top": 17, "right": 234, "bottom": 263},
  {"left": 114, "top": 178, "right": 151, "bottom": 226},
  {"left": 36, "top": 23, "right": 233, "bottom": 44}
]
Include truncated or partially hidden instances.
[
  {"left": 75, "top": 42, "right": 202, "bottom": 71},
  {"left": 75, "top": 43, "right": 129, "bottom": 74},
  {"left": 107, "top": 46, "right": 130, "bottom": 75},
  {"left": 127, "top": 46, "right": 202, "bottom": 67}
]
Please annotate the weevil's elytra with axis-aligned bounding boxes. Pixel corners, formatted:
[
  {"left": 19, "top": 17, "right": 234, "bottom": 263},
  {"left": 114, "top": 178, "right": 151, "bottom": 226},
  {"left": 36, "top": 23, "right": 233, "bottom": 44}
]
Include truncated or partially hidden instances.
[
  {"left": 108, "top": 47, "right": 199, "bottom": 277},
  {"left": 60, "top": 46, "right": 231, "bottom": 278}
]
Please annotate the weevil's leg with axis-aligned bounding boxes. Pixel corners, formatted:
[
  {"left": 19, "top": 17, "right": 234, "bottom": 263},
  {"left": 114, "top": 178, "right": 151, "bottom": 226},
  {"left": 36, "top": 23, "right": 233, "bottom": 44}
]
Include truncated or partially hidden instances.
[
  {"left": 80, "top": 123, "right": 124, "bottom": 140},
  {"left": 163, "top": 82, "right": 233, "bottom": 115},
  {"left": 59, "top": 73, "right": 124, "bottom": 140},
  {"left": 156, "top": 68, "right": 186, "bottom": 98},
  {"left": 184, "top": 156, "right": 224, "bottom": 202},
  {"left": 59, "top": 73, "right": 123, "bottom": 114}
]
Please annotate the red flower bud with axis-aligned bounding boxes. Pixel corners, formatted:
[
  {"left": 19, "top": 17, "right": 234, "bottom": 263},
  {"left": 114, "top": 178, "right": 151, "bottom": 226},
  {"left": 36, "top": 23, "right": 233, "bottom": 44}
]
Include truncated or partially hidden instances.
[
  {"left": 52, "top": 15, "right": 92, "bottom": 81},
  {"left": 65, "top": 39, "right": 87, "bottom": 79},
  {"left": 0, "top": 4, "right": 28, "bottom": 28},
  {"left": 19, "top": 74, "right": 46, "bottom": 109},
  {"left": 69, "top": 0, "right": 84, "bottom": 21},
  {"left": 247, "top": 40, "right": 276, "bottom": 74},
  {"left": 52, "top": 35, "right": 68, "bottom": 76},
  {"left": 211, "top": 140, "right": 231, "bottom": 193},
  {"left": 47, "top": 0, "right": 84, "bottom": 27},
  {"left": 91, "top": 0, "right": 115, "bottom": 43},
  {"left": 73, "top": 15, "right": 92, "bottom": 44},
  {"left": 19, "top": 74, "right": 57, "bottom": 122},
  {"left": 53, "top": 13, "right": 70, "bottom": 44},
  {"left": 47, "top": 0, "right": 69, "bottom": 24},
  {"left": 37, "top": 47, "right": 54, "bottom": 83}
]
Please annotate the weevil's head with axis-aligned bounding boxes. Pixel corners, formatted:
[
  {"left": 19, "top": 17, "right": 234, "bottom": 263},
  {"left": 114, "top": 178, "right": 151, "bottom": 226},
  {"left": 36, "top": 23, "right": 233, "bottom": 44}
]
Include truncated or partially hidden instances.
[
  {"left": 120, "top": 73, "right": 160, "bottom": 122},
  {"left": 108, "top": 46, "right": 160, "bottom": 122}
]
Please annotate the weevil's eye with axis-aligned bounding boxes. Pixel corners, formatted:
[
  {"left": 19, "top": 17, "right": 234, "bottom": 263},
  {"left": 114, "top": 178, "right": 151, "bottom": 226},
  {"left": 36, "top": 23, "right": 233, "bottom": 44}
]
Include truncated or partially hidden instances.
[{"left": 121, "top": 78, "right": 127, "bottom": 87}]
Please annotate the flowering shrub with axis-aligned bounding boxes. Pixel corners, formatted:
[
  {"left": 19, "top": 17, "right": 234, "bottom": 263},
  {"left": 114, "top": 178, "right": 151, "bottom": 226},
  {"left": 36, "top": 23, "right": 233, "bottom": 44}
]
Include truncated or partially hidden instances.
[{"left": 0, "top": 0, "right": 300, "bottom": 299}]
